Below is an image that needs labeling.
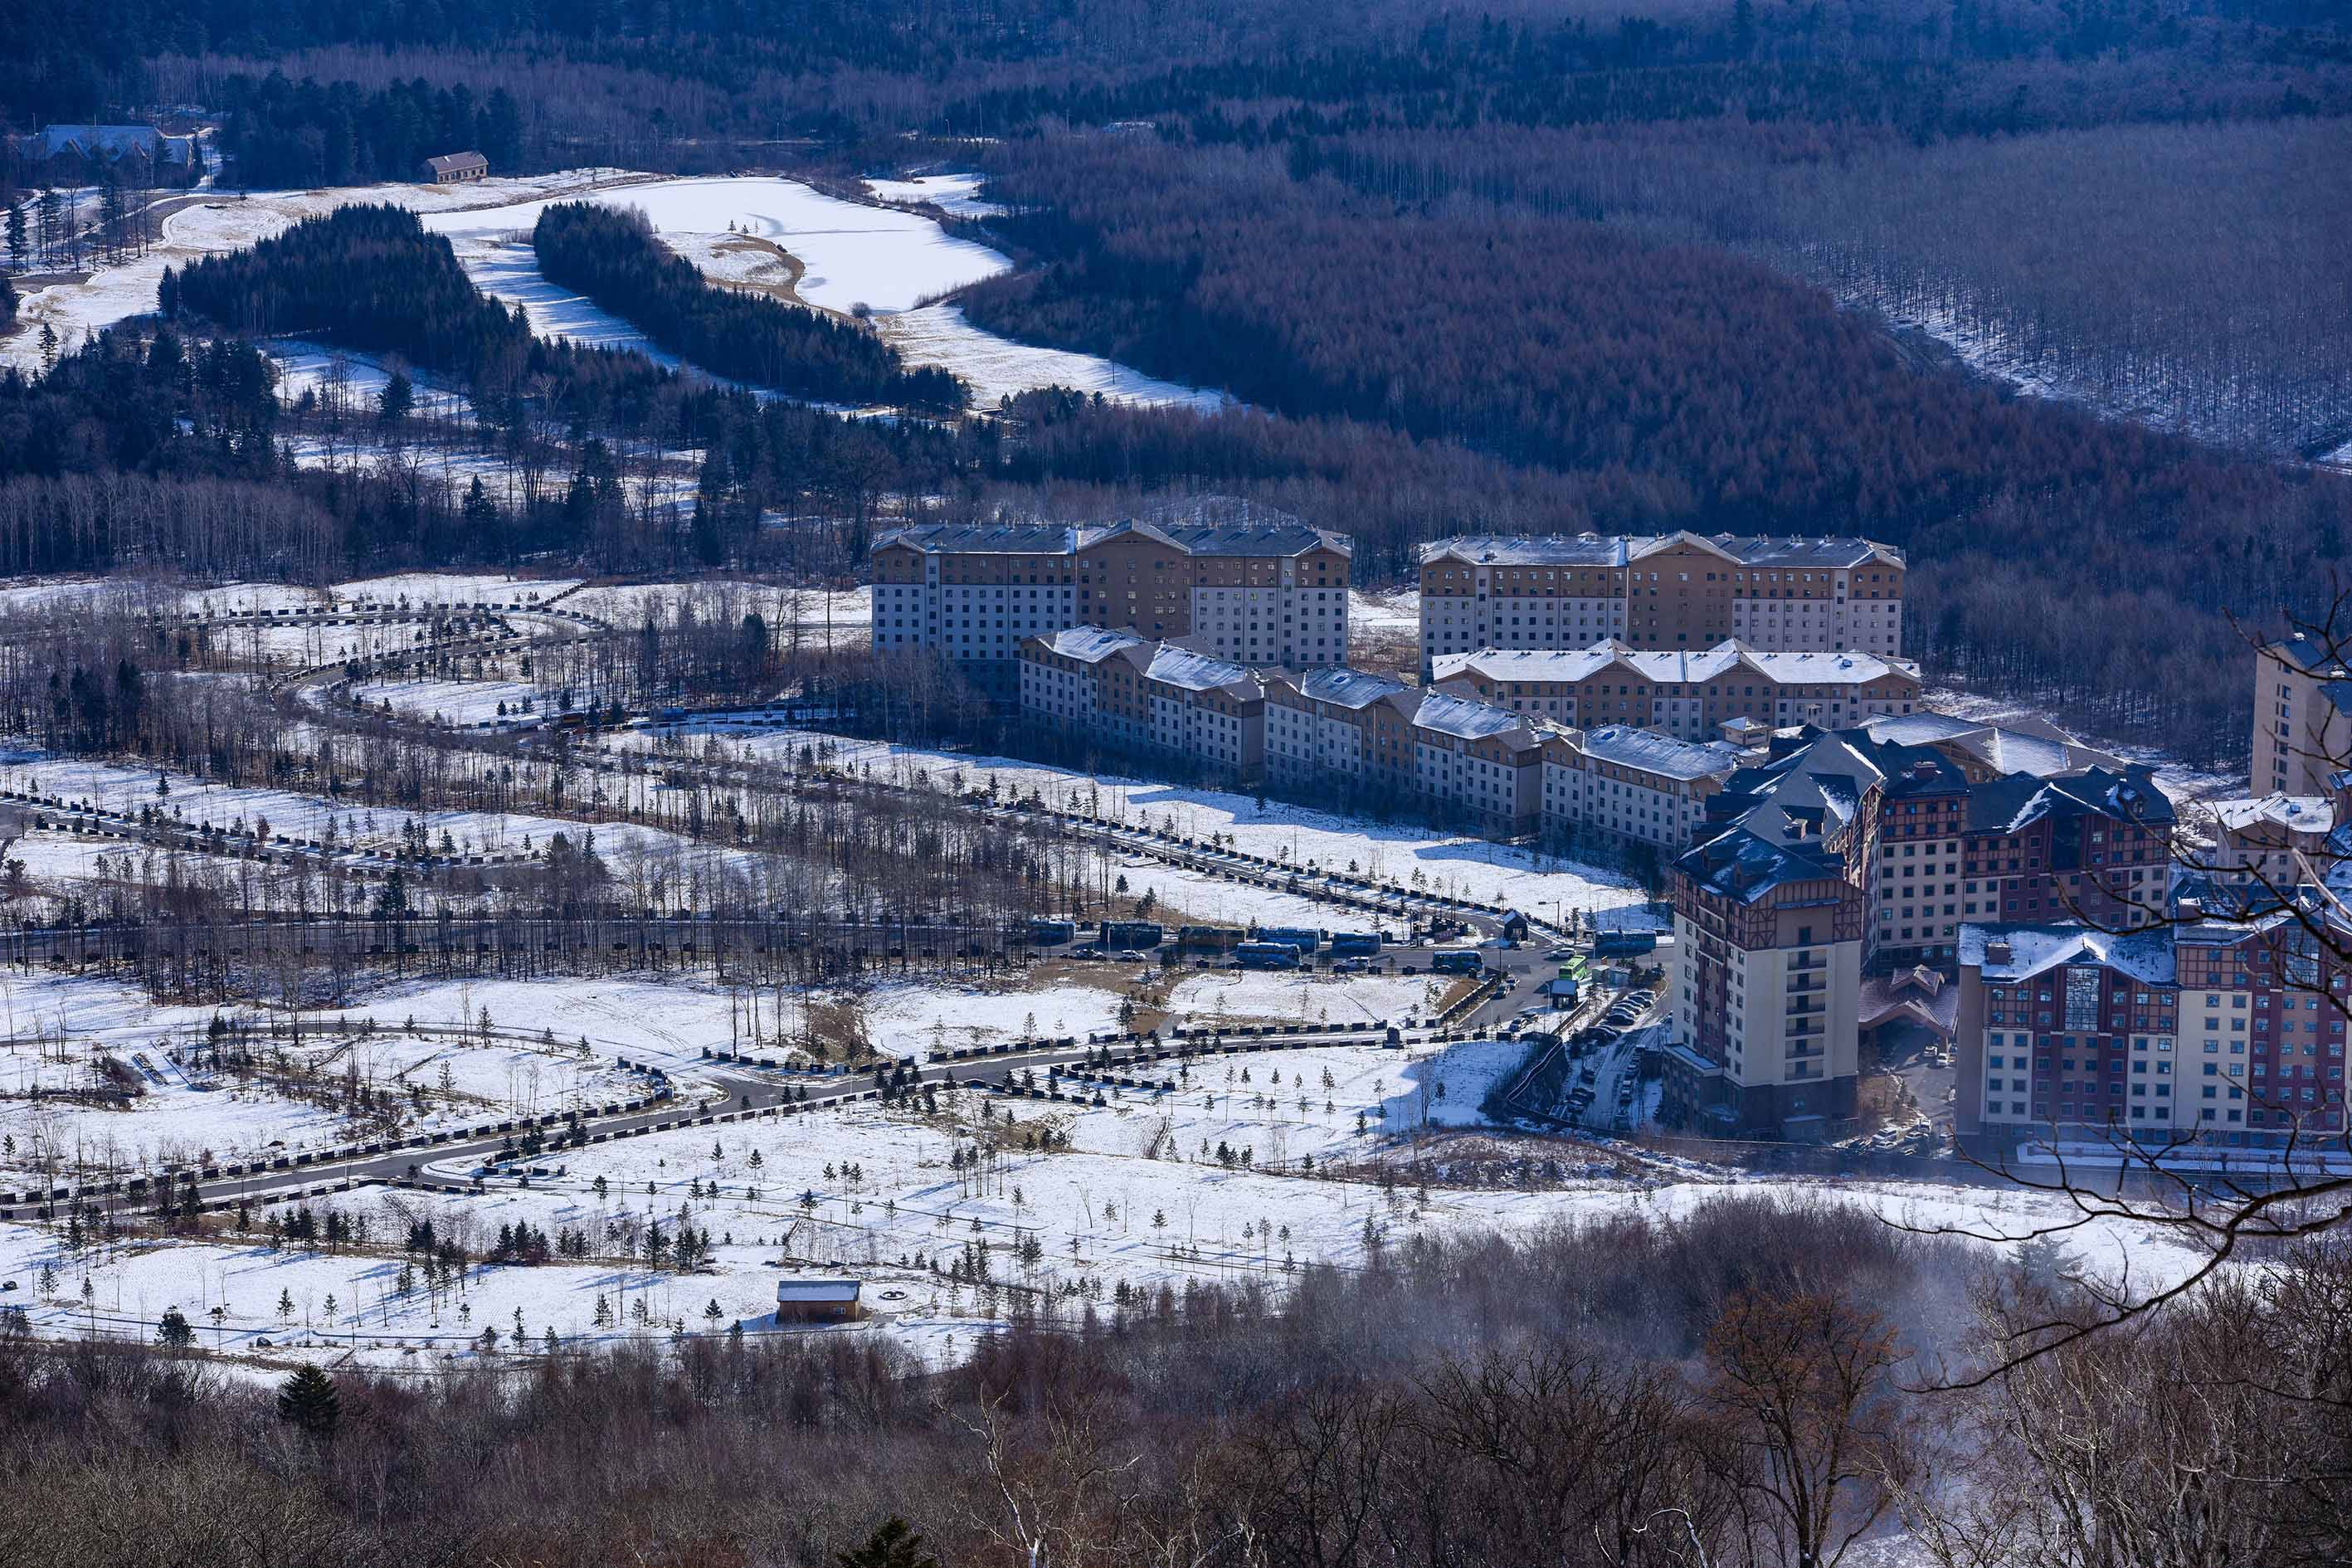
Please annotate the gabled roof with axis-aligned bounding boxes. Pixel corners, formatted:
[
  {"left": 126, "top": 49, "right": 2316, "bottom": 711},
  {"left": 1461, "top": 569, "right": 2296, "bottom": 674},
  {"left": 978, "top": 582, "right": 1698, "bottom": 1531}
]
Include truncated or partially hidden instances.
[
  {"left": 1143, "top": 645, "right": 1259, "bottom": 699},
  {"left": 1965, "top": 767, "right": 2175, "bottom": 835},
  {"left": 1273, "top": 666, "right": 1410, "bottom": 710},
  {"left": 1675, "top": 821, "right": 1848, "bottom": 903},
  {"left": 776, "top": 1278, "right": 861, "bottom": 1303},
  {"left": 1956, "top": 923, "right": 2178, "bottom": 984},
  {"left": 423, "top": 151, "right": 489, "bottom": 174},
  {"left": 1436, "top": 640, "right": 1916, "bottom": 689},
  {"left": 1417, "top": 533, "right": 1904, "bottom": 571},
  {"left": 1861, "top": 712, "right": 2125, "bottom": 778},
  {"left": 873, "top": 514, "right": 1347, "bottom": 559},
  {"left": 1561, "top": 725, "right": 1742, "bottom": 782},
  {"left": 32, "top": 124, "right": 192, "bottom": 163},
  {"left": 1025, "top": 626, "right": 1147, "bottom": 665},
  {"left": 1410, "top": 689, "right": 1535, "bottom": 745}
]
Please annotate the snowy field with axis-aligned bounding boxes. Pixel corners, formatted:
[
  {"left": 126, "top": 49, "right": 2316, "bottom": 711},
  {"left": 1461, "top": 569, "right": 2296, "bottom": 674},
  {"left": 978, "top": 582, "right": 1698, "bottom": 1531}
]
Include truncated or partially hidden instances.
[
  {"left": 0, "top": 169, "right": 650, "bottom": 375},
  {"left": 631, "top": 727, "right": 1658, "bottom": 923},
  {"left": 1347, "top": 589, "right": 1421, "bottom": 635},
  {"left": 0, "top": 1050, "right": 2221, "bottom": 1367},
  {"left": 350, "top": 677, "right": 546, "bottom": 726},
  {"left": 1166, "top": 971, "right": 1434, "bottom": 1028},
  {"left": 864, "top": 172, "right": 1008, "bottom": 219},
  {"left": 2, "top": 166, "right": 1237, "bottom": 410},
  {"left": 563, "top": 580, "right": 870, "bottom": 634},
  {"left": 873, "top": 304, "right": 1234, "bottom": 411},
  {"left": 0, "top": 578, "right": 330, "bottom": 619},
  {"left": 333, "top": 572, "right": 582, "bottom": 607},
  {"left": 419, "top": 176, "right": 1009, "bottom": 317}
]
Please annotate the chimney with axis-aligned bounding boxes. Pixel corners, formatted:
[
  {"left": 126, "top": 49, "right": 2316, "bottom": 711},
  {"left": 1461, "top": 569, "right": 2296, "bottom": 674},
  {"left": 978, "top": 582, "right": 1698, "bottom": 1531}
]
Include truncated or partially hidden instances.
[{"left": 1984, "top": 939, "right": 2013, "bottom": 966}]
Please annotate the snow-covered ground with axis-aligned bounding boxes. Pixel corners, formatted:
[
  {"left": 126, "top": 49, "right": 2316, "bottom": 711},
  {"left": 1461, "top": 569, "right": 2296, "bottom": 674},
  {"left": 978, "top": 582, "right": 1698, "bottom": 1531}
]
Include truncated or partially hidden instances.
[
  {"left": 0, "top": 578, "right": 329, "bottom": 619},
  {"left": 421, "top": 176, "right": 1008, "bottom": 317},
  {"left": 562, "top": 580, "right": 869, "bottom": 634},
  {"left": 864, "top": 172, "right": 1009, "bottom": 219},
  {"left": 873, "top": 304, "right": 1234, "bottom": 411},
  {"left": 4, "top": 167, "right": 1239, "bottom": 411},
  {"left": 1346, "top": 588, "right": 1421, "bottom": 636},
  {"left": 0, "top": 170, "right": 650, "bottom": 375},
  {"left": 0, "top": 1051, "right": 2220, "bottom": 1367},
  {"left": 1166, "top": 971, "right": 1434, "bottom": 1028},
  {"left": 332, "top": 572, "right": 581, "bottom": 607},
  {"left": 351, "top": 677, "right": 546, "bottom": 726}
]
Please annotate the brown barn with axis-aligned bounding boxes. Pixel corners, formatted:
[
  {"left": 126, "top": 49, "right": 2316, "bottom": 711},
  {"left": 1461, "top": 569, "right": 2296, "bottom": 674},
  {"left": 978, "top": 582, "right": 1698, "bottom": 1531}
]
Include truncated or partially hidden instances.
[
  {"left": 420, "top": 151, "right": 489, "bottom": 185},
  {"left": 774, "top": 1277, "right": 862, "bottom": 1323}
]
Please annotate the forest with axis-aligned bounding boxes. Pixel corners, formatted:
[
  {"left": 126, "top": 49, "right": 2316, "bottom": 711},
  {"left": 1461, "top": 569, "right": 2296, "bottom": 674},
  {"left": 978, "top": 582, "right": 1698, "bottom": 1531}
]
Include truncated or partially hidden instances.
[
  {"left": 531, "top": 202, "right": 965, "bottom": 413},
  {"left": 2, "top": 0, "right": 2349, "bottom": 763},
  {"left": 0, "top": 1197, "right": 2345, "bottom": 1566}
]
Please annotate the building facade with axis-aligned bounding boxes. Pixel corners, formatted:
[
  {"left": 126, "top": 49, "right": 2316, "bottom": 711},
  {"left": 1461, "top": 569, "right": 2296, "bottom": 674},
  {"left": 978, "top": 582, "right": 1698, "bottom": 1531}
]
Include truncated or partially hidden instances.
[
  {"left": 1417, "top": 533, "right": 1905, "bottom": 674},
  {"left": 1665, "top": 822, "right": 1867, "bottom": 1137},
  {"left": 1263, "top": 668, "right": 1418, "bottom": 796},
  {"left": 874, "top": 519, "right": 1351, "bottom": 690},
  {"left": 1955, "top": 914, "right": 2350, "bottom": 1155},
  {"left": 2251, "top": 634, "right": 2352, "bottom": 797},
  {"left": 1540, "top": 726, "right": 1741, "bottom": 853},
  {"left": 1432, "top": 641, "right": 1921, "bottom": 740},
  {"left": 1016, "top": 629, "right": 1265, "bottom": 785}
]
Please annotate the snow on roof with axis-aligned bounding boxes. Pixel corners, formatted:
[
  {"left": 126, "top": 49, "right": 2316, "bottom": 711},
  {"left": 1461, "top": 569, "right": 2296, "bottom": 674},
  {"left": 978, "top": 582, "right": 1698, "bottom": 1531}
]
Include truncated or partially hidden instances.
[
  {"left": 1419, "top": 533, "right": 1902, "bottom": 570},
  {"left": 1439, "top": 641, "right": 1916, "bottom": 688},
  {"left": 2212, "top": 793, "right": 2335, "bottom": 835},
  {"left": 1422, "top": 534, "right": 1630, "bottom": 567},
  {"left": 31, "top": 124, "right": 192, "bottom": 163},
  {"left": 1281, "top": 666, "right": 1410, "bottom": 709},
  {"left": 1569, "top": 725, "right": 1742, "bottom": 782},
  {"left": 423, "top": 151, "right": 489, "bottom": 175},
  {"left": 1028, "top": 626, "right": 1147, "bottom": 664},
  {"left": 1144, "top": 645, "right": 1258, "bottom": 697},
  {"left": 1410, "top": 689, "right": 1531, "bottom": 744},
  {"left": 1860, "top": 712, "right": 2121, "bottom": 778},
  {"left": 775, "top": 1278, "right": 861, "bottom": 1303},
  {"left": 1957, "top": 923, "right": 2177, "bottom": 984},
  {"left": 1675, "top": 821, "right": 1847, "bottom": 903},
  {"left": 874, "top": 515, "right": 1347, "bottom": 558}
]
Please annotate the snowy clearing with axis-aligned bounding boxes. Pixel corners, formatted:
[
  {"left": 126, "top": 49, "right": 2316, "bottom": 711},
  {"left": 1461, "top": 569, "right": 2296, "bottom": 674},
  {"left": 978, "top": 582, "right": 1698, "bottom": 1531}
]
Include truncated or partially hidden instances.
[{"left": 864, "top": 172, "right": 1009, "bottom": 219}]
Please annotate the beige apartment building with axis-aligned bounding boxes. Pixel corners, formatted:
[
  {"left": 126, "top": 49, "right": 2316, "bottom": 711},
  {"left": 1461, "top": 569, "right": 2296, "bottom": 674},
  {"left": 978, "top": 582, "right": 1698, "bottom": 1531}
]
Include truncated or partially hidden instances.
[
  {"left": 2251, "top": 633, "right": 2352, "bottom": 797},
  {"left": 1017, "top": 627, "right": 1266, "bottom": 785},
  {"left": 1665, "top": 819, "right": 1867, "bottom": 1137},
  {"left": 871, "top": 517, "right": 1351, "bottom": 690},
  {"left": 1417, "top": 532, "right": 1905, "bottom": 674},
  {"left": 1539, "top": 727, "right": 1742, "bottom": 853},
  {"left": 1430, "top": 640, "right": 1921, "bottom": 740}
]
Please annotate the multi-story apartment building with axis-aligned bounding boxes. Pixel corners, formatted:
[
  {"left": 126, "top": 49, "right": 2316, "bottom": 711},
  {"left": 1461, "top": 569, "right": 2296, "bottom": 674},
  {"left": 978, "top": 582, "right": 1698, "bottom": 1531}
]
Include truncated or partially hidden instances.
[
  {"left": 1664, "top": 816, "right": 1867, "bottom": 1137},
  {"left": 872, "top": 517, "right": 1351, "bottom": 689},
  {"left": 1700, "top": 728, "right": 2176, "bottom": 970},
  {"left": 1955, "top": 911, "right": 2350, "bottom": 1155},
  {"left": 1417, "top": 532, "right": 1905, "bottom": 674},
  {"left": 1539, "top": 727, "right": 1742, "bottom": 854},
  {"left": 1409, "top": 691, "right": 1546, "bottom": 836},
  {"left": 1263, "top": 667, "right": 1418, "bottom": 796},
  {"left": 1016, "top": 628, "right": 1265, "bottom": 785},
  {"left": 1430, "top": 641, "right": 1921, "bottom": 740},
  {"left": 2251, "top": 633, "right": 2352, "bottom": 796},
  {"left": 2203, "top": 792, "right": 2336, "bottom": 890}
]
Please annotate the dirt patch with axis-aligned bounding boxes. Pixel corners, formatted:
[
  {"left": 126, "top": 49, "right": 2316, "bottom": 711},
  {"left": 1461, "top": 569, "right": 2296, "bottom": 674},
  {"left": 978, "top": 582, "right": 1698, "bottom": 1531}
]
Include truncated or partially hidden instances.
[{"left": 692, "top": 233, "right": 854, "bottom": 322}]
